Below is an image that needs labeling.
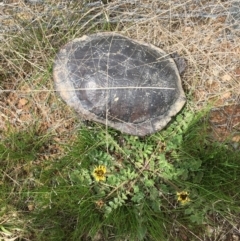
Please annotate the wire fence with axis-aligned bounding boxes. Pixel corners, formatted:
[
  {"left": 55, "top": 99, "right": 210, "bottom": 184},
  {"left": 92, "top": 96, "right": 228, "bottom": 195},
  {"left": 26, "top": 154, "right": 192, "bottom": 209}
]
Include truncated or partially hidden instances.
[{"left": 1, "top": 0, "right": 240, "bottom": 35}]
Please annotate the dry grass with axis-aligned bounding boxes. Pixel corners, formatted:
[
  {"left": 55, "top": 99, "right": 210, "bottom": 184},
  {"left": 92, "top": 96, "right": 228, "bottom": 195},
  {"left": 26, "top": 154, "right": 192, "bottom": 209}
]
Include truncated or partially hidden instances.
[
  {"left": 1, "top": 0, "right": 239, "bottom": 135},
  {"left": 0, "top": 0, "right": 240, "bottom": 240}
]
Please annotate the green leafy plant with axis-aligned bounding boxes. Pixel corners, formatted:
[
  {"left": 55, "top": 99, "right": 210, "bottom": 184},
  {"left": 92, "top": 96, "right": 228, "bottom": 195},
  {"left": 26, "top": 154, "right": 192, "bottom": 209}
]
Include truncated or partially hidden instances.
[{"left": 26, "top": 108, "right": 239, "bottom": 240}]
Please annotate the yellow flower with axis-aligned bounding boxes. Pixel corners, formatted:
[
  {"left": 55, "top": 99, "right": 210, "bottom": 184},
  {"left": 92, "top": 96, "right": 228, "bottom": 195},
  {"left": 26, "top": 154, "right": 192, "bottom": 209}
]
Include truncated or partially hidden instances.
[
  {"left": 92, "top": 165, "right": 107, "bottom": 182},
  {"left": 177, "top": 191, "right": 190, "bottom": 205}
]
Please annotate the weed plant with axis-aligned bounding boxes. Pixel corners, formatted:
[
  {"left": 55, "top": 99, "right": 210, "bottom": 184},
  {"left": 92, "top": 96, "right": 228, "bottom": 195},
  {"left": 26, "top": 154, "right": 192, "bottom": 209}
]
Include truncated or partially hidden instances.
[{"left": 1, "top": 109, "right": 235, "bottom": 240}]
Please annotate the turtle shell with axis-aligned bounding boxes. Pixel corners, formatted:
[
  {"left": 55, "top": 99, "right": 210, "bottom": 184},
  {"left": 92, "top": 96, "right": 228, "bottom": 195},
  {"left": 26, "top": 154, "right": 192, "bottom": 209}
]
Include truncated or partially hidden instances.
[{"left": 53, "top": 32, "right": 186, "bottom": 136}]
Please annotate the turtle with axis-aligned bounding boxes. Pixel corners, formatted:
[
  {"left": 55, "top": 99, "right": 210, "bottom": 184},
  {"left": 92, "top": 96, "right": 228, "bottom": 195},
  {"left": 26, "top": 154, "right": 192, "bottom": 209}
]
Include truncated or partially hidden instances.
[{"left": 53, "top": 32, "right": 186, "bottom": 136}]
